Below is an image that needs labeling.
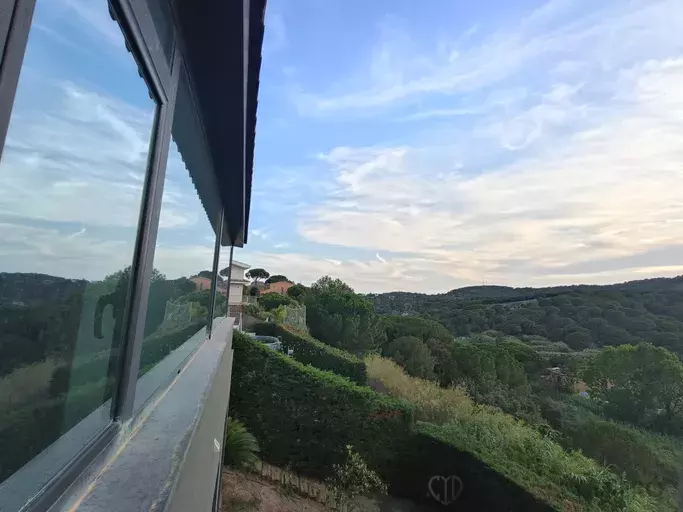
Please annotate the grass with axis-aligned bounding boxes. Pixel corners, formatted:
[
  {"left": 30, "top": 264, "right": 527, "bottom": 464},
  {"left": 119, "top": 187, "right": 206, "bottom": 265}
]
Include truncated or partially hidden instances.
[
  {"left": 366, "top": 355, "right": 671, "bottom": 511},
  {"left": 0, "top": 357, "right": 61, "bottom": 412},
  {"left": 366, "top": 354, "right": 471, "bottom": 424}
]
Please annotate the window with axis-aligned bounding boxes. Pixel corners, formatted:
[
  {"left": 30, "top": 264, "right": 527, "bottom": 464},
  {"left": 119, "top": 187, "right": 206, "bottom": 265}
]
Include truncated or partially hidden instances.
[
  {"left": 134, "top": 138, "right": 217, "bottom": 407},
  {"left": 0, "top": 0, "right": 156, "bottom": 503}
]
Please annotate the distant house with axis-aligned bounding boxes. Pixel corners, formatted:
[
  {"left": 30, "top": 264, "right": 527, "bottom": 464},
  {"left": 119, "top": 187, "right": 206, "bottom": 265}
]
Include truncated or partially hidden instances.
[
  {"left": 189, "top": 275, "right": 212, "bottom": 292},
  {"left": 263, "top": 281, "right": 294, "bottom": 296}
]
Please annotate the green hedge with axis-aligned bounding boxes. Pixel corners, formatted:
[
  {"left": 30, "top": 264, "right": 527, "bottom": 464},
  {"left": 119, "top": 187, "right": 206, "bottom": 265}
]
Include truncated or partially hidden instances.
[
  {"left": 252, "top": 322, "right": 367, "bottom": 384},
  {"left": 230, "top": 331, "right": 412, "bottom": 479}
]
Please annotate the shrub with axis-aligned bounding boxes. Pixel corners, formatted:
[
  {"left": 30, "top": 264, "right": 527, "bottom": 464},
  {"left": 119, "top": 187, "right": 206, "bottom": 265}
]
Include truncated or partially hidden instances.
[
  {"left": 229, "top": 331, "right": 413, "bottom": 479},
  {"left": 252, "top": 322, "right": 367, "bottom": 384},
  {"left": 328, "top": 445, "right": 387, "bottom": 508},
  {"left": 223, "top": 417, "right": 260, "bottom": 469},
  {"left": 258, "top": 292, "right": 297, "bottom": 311}
]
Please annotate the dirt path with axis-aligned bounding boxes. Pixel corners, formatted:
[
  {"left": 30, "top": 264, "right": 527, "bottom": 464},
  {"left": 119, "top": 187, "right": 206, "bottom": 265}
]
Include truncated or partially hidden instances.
[
  {"left": 220, "top": 467, "right": 424, "bottom": 512},
  {"left": 221, "top": 469, "right": 331, "bottom": 512}
]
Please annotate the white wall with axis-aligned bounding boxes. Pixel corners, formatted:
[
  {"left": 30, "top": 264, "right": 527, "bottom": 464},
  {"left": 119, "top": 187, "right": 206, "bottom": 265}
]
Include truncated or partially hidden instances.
[
  {"left": 227, "top": 283, "right": 245, "bottom": 305},
  {"left": 231, "top": 265, "right": 247, "bottom": 282}
]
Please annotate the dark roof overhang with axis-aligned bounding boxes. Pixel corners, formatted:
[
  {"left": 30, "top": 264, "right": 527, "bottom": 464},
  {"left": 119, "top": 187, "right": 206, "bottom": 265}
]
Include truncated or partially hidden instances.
[{"left": 172, "top": 0, "right": 265, "bottom": 247}]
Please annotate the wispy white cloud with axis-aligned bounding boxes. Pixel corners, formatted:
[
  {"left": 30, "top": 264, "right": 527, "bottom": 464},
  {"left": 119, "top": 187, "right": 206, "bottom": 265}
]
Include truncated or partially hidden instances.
[
  {"left": 293, "top": 0, "right": 683, "bottom": 115},
  {"left": 251, "top": 228, "right": 269, "bottom": 240},
  {"left": 297, "top": 58, "right": 683, "bottom": 288}
]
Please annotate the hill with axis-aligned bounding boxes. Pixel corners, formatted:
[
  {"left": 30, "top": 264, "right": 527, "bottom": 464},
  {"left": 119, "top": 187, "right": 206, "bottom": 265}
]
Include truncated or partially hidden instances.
[{"left": 368, "top": 276, "right": 683, "bottom": 354}]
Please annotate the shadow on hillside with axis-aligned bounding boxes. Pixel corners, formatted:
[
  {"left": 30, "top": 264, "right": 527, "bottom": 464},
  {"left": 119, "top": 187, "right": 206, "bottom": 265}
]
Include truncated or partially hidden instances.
[{"left": 389, "top": 433, "right": 556, "bottom": 512}]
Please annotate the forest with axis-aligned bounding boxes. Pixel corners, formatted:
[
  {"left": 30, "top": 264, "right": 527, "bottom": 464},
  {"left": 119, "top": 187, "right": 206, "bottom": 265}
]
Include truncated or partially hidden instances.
[{"left": 369, "top": 276, "right": 683, "bottom": 354}]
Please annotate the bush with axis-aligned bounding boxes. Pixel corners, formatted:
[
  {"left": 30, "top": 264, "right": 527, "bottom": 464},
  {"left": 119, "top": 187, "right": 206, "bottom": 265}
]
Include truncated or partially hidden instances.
[
  {"left": 229, "top": 331, "right": 413, "bottom": 479},
  {"left": 258, "top": 292, "right": 297, "bottom": 311},
  {"left": 328, "top": 445, "right": 387, "bottom": 507},
  {"left": 252, "top": 322, "right": 367, "bottom": 384},
  {"left": 223, "top": 417, "right": 260, "bottom": 469}
]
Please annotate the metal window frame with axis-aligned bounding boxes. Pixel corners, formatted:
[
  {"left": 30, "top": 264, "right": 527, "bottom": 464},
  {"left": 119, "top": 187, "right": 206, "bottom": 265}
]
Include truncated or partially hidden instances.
[
  {"left": 110, "top": 0, "right": 181, "bottom": 422},
  {"left": 207, "top": 211, "right": 224, "bottom": 337},
  {"left": 0, "top": 0, "right": 226, "bottom": 510},
  {"left": 0, "top": 0, "right": 35, "bottom": 161}
]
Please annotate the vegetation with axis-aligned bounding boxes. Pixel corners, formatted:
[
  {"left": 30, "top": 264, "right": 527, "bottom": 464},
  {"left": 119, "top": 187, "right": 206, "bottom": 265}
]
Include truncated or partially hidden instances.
[
  {"left": 366, "top": 355, "right": 667, "bottom": 511},
  {"left": 229, "top": 331, "right": 413, "bottom": 480},
  {"left": 383, "top": 336, "right": 435, "bottom": 380},
  {"left": 257, "top": 292, "right": 298, "bottom": 311},
  {"left": 366, "top": 355, "right": 471, "bottom": 424},
  {"left": 224, "top": 417, "right": 260, "bottom": 469},
  {"left": 265, "top": 274, "right": 289, "bottom": 284},
  {"left": 246, "top": 268, "right": 270, "bottom": 283},
  {"left": 286, "top": 283, "right": 307, "bottom": 301},
  {"left": 305, "top": 276, "right": 385, "bottom": 355},
  {"left": 583, "top": 343, "right": 683, "bottom": 435},
  {"left": 540, "top": 396, "right": 682, "bottom": 492},
  {"left": 253, "top": 322, "right": 367, "bottom": 384},
  {"left": 227, "top": 273, "right": 683, "bottom": 510},
  {"left": 370, "top": 277, "right": 683, "bottom": 354},
  {"left": 327, "top": 445, "right": 387, "bottom": 508}
]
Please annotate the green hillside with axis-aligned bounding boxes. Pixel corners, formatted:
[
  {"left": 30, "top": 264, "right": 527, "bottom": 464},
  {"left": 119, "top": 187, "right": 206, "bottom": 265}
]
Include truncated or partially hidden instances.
[{"left": 369, "top": 276, "right": 683, "bottom": 354}]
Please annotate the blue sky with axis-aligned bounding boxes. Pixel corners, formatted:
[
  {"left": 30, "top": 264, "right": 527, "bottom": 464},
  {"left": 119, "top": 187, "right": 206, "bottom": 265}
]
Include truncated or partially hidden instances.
[
  {"left": 235, "top": 0, "right": 683, "bottom": 292},
  {"left": 0, "top": 0, "right": 216, "bottom": 282},
  {"left": 2, "top": 0, "right": 683, "bottom": 294}
]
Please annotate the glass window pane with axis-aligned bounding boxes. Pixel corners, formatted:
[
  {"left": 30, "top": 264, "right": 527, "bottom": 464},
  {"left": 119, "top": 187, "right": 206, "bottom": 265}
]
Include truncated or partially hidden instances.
[
  {"left": 0, "top": 0, "right": 156, "bottom": 501},
  {"left": 134, "top": 139, "right": 217, "bottom": 408},
  {"left": 145, "top": 0, "right": 174, "bottom": 63},
  {"left": 215, "top": 249, "right": 227, "bottom": 320}
]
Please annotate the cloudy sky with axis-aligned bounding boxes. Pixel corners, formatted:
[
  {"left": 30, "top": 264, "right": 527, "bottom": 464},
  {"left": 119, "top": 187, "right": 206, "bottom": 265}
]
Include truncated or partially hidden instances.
[
  {"left": 3, "top": 0, "right": 683, "bottom": 294},
  {"left": 233, "top": 0, "right": 683, "bottom": 292},
  {"left": 0, "top": 0, "right": 216, "bottom": 283}
]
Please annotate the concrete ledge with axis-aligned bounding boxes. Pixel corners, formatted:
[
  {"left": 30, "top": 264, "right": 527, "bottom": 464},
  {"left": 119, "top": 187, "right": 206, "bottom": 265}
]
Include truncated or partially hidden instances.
[{"left": 56, "top": 317, "right": 234, "bottom": 512}]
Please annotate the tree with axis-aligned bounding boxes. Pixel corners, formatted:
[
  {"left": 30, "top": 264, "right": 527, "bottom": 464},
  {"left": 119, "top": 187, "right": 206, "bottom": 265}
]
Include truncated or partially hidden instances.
[
  {"left": 305, "top": 276, "right": 385, "bottom": 354},
  {"left": 265, "top": 274, "right": 289, "bottom": 285},
  {"left": 219, "top": 266, "right": 231, "bottom": 278},
  {"left": 383, "top": 336, "right": 435, "bottom": 380},
  {"left": 287, "top": 283, "right": 307, "bottom": 301},
  {"left": 258, "top": 292, "right": 297, "bottom": 311},
  {"left": 246, "top": 268, "right": 270, "bottom": 284},
  {"left": 197, "top": 270, "right": 214, "bottom": 280},
  {"left": 380, "top": 315, "right": 452, "bottom": 347},
  {"left": 584, "top": 343, "right": 683, "bottom": 432}
]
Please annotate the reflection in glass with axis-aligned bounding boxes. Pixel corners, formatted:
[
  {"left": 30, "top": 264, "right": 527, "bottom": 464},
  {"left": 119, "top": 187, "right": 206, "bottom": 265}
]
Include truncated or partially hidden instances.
[
  {"left": 136, "top": 140, "right": 216, "bottom": 400},
  {"left": 215, "top": 252, "right": 227, "bottom": 320},
  {"left": 0, "top": 0, "right": 155, "bottom": 489}
]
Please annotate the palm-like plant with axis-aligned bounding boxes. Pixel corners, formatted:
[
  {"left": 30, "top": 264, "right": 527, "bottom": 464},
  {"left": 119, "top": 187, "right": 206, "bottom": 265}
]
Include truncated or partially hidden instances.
[{"left": 223, "top": 417, "right": 260, "bottom": 469}]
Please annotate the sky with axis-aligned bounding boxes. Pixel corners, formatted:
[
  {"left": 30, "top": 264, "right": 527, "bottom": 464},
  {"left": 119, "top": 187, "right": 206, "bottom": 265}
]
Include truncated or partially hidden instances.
[
  {"left": 234, "top": 0, "right": 683, "bottom": 293},
  {"left": 0, "top": 0, "right": 216, "bottom": 283},
  {"left": 2, "top": 0, "right": 683, "bottom": 294}
]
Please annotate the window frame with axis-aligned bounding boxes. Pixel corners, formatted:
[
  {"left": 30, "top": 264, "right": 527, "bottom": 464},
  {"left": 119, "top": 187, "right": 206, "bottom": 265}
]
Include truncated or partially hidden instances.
[{"left": 0, "top": 1, "right": 224, "bottom": 510}]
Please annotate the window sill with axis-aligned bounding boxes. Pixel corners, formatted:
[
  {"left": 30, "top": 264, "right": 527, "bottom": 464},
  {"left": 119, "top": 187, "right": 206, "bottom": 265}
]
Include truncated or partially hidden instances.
[{"left": 52, "top": 317, "right": 235, "bottom": 512}]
